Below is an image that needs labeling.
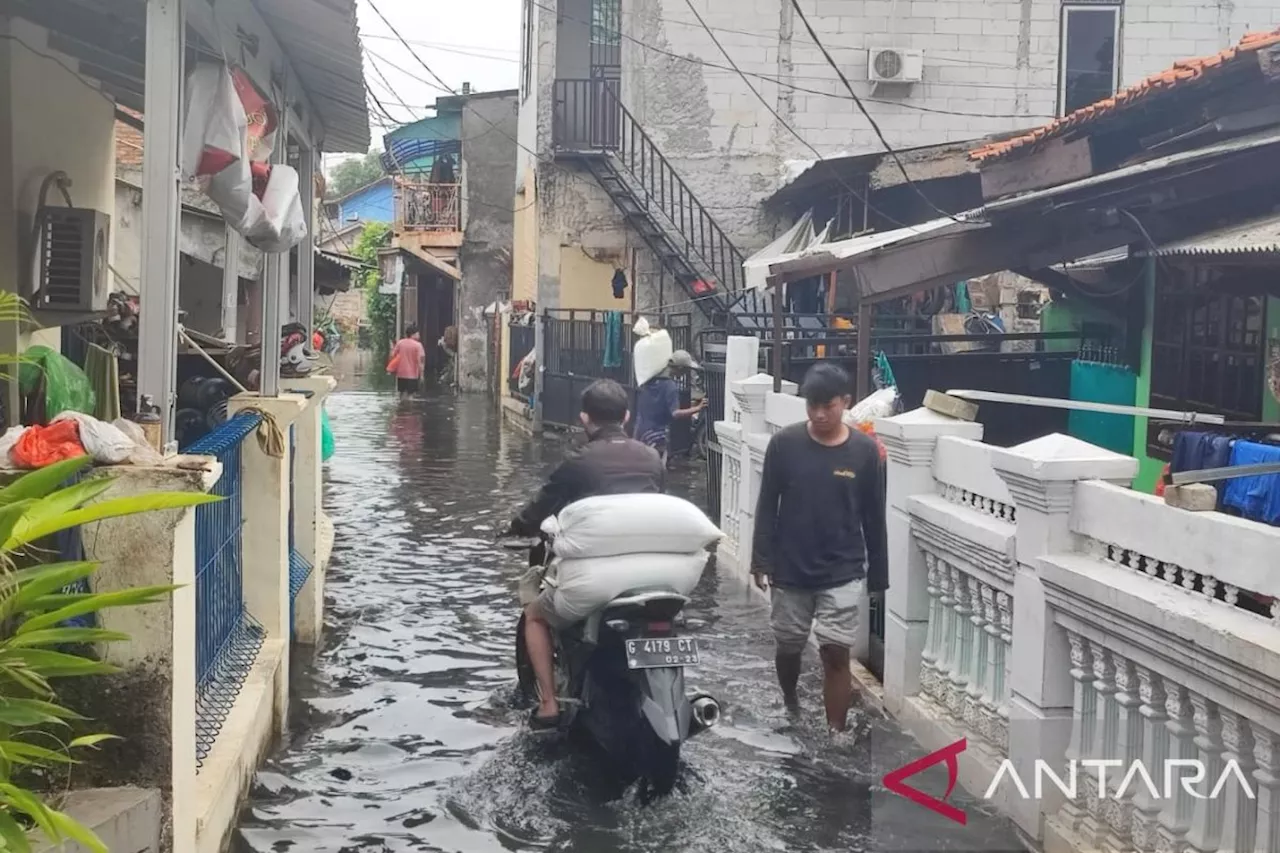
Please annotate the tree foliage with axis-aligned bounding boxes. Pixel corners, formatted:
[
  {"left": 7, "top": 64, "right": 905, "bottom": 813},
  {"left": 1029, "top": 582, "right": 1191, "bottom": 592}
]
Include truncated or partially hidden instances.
[
  {"left": 326, "top": 151, "right": 387, "bottom": 200},
  {"left": 352, "top": 223, "right": 397, "bottom": 368}
]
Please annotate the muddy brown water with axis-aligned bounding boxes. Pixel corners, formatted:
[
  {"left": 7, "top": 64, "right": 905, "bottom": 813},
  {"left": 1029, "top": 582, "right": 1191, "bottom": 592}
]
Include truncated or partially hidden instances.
[{"left": 233, "top": 392, "right": 1024, "bottom": 853}]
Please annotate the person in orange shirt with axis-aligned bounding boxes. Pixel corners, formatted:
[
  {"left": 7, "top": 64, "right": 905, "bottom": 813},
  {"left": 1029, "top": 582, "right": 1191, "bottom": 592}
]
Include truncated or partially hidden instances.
[{"left": 388, "top": 325, "right": 426, "bottom": 398}]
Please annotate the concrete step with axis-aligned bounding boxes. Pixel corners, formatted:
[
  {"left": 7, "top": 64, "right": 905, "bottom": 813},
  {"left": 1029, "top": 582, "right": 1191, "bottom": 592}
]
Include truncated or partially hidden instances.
[{"left": 33, "top": 787, "right": 161, "bottom": 853}]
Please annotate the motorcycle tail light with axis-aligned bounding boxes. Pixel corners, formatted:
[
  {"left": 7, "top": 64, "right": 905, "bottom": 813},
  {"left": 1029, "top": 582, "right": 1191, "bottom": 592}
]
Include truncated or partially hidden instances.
[{"left": 648, "top": 621, "right": 672, "bottom": 632}]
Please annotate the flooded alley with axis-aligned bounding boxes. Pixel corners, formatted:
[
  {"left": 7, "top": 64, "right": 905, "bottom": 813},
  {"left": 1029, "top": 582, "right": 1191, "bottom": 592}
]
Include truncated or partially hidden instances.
[{"left": 234, "top": 392, "right": 1023, "bottom": 853}]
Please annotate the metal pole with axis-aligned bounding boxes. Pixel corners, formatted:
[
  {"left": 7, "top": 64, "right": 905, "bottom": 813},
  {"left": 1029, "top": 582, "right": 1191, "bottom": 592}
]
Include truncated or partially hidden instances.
[
  {"left": 855, "top": 300, "right": 871, "bottom": 401},
  {"left": 770, "top": 276, "right": 783, "bottom": 393},
  {"left": 220, "top": 227, "right": 240, "bottom": 342},
  {"left": 139, "top": 0, "right": 184, "bottom": 446},
  {"left": 297, "top": 144, "right": 316, "bottom": 338},
  {"left": 259, "top": 112, "right": 288, "bottom": 397}
]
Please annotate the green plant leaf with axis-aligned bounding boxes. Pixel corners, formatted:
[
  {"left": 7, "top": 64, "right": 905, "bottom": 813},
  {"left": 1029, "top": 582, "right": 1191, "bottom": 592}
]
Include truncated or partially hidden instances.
[
  {"left": 3, "top": 492, "right": 221, "bottom": 551},
  {"left": 0, "top": 810, "right": 29, "bottom": 852},
  {"left": 0, "top": 741, "right": 76, "bottom": 767},
  {"left": 0, "top": 663, "right": 52, "bottom": 698},
  {"left": 6, "top": 627, "right": 130, "bottom": 647},
  {"left": 0, "top": 698, "right": 84, "bottom": 727},
  {"left": 46, "top": 808, "right": 106, "bottom": 853},
  {"left": 17, "top": 585, "right": 177, "bottom": 635},
  {"left": 0, "top": 563, "right": 96, "bottom": 623},
  {"left": 0, "top": 650, "right": 117, "bottom": 679},
  {"left": 0, "top": 782, "right": 58, "bottom": 838},
  {"left": 67, "top": 734, "right": 119, "bottom": 750},
  {"left": 23, "top": 478, "right": 115, "bottom": 524},
  {"left": 0, "top": 458, "right": 93, "bottom": 506}
]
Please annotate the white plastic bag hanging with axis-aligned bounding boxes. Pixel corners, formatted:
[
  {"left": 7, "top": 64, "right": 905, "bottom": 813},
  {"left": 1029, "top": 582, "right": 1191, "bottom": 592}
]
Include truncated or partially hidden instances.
[
  {"left": 181, "top": 62, "right": 245, "bottom": 182},
  {"left": 245, "top": 165, "right": 308, "bottom": 253}
]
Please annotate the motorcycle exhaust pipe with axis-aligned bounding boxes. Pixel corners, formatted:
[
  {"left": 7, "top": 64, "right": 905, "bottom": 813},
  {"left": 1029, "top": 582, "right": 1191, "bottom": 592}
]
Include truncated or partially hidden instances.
[{"left": 691, "top": 696, "right": 721, "bottom": 730}]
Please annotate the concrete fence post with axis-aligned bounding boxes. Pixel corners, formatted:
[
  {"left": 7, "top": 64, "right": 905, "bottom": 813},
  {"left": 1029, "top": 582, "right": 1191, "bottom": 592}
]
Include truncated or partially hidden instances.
[
  {"left": 61, "top": 460, "right": 221, "bottom": 853},
  {"left": 990, "top": 433, "right": 1138, "bottom": 841},
  {"left": 228, "top": 393, "right": 306, "bottom": 730},
  {"left": 281, "top": 376, "right": 337, "bottom": 647},
  {"left": 875, "top": 408, "right": 983, "bottom": 715}
]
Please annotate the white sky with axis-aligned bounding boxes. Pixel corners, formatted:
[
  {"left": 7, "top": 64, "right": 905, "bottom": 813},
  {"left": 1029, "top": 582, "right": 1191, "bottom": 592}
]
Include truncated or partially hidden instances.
[{"left": 325, "top": 0, "right": 521, "bottom": 168}]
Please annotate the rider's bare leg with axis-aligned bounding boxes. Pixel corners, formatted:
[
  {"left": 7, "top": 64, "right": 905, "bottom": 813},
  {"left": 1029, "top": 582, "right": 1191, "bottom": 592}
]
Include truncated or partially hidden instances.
[{"left": 523, "top": 602, "right": 559, "bottom": 719}]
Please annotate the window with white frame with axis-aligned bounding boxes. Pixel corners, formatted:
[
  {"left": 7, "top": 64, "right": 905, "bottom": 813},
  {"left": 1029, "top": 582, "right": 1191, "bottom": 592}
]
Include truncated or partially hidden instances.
[{"left": 1059, "top": 4, "right": 1121, "bottom": 115}]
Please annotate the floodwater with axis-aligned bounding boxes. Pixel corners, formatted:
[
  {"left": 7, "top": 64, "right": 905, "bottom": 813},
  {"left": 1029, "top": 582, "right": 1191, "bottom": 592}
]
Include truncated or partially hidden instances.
[{"left": 234, "top": 392, "right": 1023, "bottom": 853}]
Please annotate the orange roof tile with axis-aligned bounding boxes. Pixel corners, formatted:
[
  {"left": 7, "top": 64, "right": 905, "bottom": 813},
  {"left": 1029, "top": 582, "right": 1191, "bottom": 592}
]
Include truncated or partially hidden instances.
[
  {"left": 970, "top": 27, "right": 1280, "bottom": 164},
  {"left": 115, "top": 107, "right": 144, "bottom": 168}
]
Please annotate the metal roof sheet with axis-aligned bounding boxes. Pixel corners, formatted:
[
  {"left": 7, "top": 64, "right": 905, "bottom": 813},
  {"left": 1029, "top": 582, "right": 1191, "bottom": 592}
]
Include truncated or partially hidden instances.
[
  {"left": 253, "top": 0, "right": 370, "bottom": 152},
  {"left": 1140, "top": 211, "right": 1280, "bottom": 257}
]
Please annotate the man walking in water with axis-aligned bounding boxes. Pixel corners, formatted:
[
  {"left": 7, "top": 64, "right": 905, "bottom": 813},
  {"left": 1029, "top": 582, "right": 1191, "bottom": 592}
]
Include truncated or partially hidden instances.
[
  {"left": 751, "top": 361, "right": 887, "bottom": 731},
  {"left": 388, "top": 325, "right": 426, "bottom": 398}
]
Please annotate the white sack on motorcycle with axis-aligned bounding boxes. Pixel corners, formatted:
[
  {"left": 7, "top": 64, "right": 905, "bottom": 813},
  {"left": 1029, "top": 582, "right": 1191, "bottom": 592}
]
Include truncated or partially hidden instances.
[
  {"left": 541, "top": 493, "right": 723, "bottom": 560},
  {"left": 548, "top": 551, "right": 710, "bottom": 625}
]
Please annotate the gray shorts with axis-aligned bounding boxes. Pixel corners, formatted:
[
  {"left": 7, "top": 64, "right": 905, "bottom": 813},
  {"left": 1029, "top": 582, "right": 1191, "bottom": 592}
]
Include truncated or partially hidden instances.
[
  {"left": 770, "top": 579, "right": 865, "bottom": 654},
  {"left": 532, "top": 586, "right": 575, "bottom": 631}
]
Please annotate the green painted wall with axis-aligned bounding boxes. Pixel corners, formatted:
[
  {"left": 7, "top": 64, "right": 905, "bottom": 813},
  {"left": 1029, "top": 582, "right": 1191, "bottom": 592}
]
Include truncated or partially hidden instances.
[
  {"left": 1131, "top": 261, "right": 1165, "bottom": 493},
  {"left": 1265, "top": 296, "right": 1280, "bottom": 424}
]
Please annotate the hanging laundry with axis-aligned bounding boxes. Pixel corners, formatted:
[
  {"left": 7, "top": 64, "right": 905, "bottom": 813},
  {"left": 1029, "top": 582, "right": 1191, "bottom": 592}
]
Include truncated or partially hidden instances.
[
  {"left": 611, "top": 269, "right": 628, "bottom": 300},
  {"left": 602, "top": 311, "right": 624, "bottom": 369},
  {"left": 1221, "top": 440, "right": 1280, "bottom": 525},
  {"left": 1171, "top": 431, "right": 1233, "bottom": 475}
]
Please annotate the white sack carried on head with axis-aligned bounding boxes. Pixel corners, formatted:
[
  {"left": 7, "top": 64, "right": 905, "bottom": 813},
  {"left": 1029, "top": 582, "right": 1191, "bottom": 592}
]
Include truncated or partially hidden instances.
[
  {"left": 548, "top": 551, "right": 710, "bottom": 625},
  {"left": 633, "top": 328, "right": 673, "bottom": 386},
  {"left": 541, "top": 493, "right": 723, "bottom": 560}
]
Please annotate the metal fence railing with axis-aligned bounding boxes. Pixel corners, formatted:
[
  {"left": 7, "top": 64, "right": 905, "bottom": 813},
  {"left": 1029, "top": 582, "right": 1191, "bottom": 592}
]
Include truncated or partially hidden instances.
[
  {"left": 288, "top": 423, "right": 312, "bottom": 633},
  {"left": 508, "top": 321, "right": 536, "bottom": 400},
  {"left": 185, "top": 412, "right": 266, "bottom": 770},
  {"left": 540, "top": 309, "right": 692, "bottom": 428},
  {"left": 395, "top": 179, "right": 461, "bottom": 231}
]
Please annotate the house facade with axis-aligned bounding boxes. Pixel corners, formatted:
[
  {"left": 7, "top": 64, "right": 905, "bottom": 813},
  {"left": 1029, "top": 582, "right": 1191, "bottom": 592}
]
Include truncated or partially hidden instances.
[
  {"left": 373, "top": 90, "right": 518, "bottom": 392},
  {"left": 512, "top": 0, "right": 1280, "bottom": 329},
  {"left": 328, "top": 177, "right": 395, "bottom": 227}
]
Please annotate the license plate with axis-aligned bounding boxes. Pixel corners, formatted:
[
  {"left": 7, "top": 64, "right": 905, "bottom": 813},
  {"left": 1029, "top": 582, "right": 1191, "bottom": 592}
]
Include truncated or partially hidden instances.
[{"left": 625, "top": 637, "right": 700, "bottom": 669}]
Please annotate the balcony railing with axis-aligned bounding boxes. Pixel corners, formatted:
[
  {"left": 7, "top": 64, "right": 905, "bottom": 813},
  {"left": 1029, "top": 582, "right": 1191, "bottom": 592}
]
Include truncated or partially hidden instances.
[{"left": 395, "top": 179, "right": 461, "bottom": 231}]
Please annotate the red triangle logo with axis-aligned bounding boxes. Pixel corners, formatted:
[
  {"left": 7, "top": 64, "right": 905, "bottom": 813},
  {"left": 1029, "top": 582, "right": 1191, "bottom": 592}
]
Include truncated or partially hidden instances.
[{"left": 882, "top": 738, "right": 968, "bottom": 825}]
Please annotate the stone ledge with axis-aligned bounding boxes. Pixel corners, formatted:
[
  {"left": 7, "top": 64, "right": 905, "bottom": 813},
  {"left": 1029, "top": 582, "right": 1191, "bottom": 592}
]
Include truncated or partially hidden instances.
[{"left": 33, "top": 787, "right": 161, "bottom": 852}]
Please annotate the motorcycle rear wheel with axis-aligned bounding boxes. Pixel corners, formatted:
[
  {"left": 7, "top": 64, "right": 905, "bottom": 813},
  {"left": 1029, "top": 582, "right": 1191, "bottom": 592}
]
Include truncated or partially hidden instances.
[{"left": 639, "top": 734, "right": 681, "bottom": 800}]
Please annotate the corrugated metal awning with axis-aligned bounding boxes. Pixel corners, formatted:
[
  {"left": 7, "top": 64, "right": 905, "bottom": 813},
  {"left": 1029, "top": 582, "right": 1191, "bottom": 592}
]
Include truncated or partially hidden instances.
[
  {"left": 254, "top": 0, "right": 370, "bottom": 152},
  {"left": 1138, "top": 211, "right": 1280, "bottom": 258}
]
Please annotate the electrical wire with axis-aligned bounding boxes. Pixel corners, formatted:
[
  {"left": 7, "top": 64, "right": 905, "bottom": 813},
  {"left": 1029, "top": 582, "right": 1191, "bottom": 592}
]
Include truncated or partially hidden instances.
[
  {"left": 787, "top": 0, "right": 962, "bottom": 223},
  {"left": 679, "top": 0, "right": 908, "bottom": 230}
]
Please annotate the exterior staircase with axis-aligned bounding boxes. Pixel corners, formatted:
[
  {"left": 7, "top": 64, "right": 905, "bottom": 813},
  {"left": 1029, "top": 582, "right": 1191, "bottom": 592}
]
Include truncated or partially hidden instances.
[{"left": 552, "top": 79, "right": 766, "bottom": 329}]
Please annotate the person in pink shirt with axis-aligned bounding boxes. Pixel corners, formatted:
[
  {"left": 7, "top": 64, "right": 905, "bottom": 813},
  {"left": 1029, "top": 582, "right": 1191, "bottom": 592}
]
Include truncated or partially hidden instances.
[{"left": 389, "top": 325, "right": 426, "bottom": 398}]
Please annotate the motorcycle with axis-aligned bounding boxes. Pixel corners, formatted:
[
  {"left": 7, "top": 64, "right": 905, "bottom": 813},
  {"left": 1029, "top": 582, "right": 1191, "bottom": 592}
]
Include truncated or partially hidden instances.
[{"left": 505, "top": 537, "right": 721, "bottom": 798}]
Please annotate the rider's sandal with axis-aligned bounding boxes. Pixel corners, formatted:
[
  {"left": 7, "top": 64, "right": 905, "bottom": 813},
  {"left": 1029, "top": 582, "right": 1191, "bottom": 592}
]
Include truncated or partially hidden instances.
[{"left": 529, "top": 709, "right": 562, "bottom": 731}]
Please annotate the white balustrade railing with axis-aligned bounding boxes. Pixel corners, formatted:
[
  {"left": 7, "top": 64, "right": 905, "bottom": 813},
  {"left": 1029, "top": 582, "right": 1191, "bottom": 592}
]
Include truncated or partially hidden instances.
[{"left": 709, "top": 335, "right": 1280, "bottom": 853}]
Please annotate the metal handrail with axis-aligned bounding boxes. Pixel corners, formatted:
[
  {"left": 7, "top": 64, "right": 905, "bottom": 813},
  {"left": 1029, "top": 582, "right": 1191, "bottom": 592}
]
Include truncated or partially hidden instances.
[{"left": 553, "top": 79, "right": 751, "bottom": 299}]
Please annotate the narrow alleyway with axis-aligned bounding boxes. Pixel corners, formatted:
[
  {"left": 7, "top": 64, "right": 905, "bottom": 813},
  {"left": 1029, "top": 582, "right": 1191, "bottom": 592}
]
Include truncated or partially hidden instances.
[{"left": 234, "top": 392, "right": 1023, "bottom": 853}]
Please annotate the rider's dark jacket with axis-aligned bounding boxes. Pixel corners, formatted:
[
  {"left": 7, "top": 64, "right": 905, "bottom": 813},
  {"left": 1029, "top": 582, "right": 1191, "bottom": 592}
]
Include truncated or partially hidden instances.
[{"left": 510, "top": 425, "right": 664, "bottom": 537}]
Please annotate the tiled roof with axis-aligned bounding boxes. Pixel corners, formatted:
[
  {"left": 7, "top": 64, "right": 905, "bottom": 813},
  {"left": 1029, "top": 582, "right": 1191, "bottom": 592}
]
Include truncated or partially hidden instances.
[
  {"left": 970, "top": 27, "right": 1280, "bottom": 163},
  {"left": 115, "top": 109, "right": 144, "bottom": 168}
]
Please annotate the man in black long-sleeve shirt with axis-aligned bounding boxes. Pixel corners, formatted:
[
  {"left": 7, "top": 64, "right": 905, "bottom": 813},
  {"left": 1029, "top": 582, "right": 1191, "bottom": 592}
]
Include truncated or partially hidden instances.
[{"left": 751, "top": 362, "right": 888, "bottom": 731}]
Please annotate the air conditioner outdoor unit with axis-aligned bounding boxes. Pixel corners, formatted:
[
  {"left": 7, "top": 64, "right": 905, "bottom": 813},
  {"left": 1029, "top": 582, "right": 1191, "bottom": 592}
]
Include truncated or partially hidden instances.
[
  {"left": 868, "top": 48, "right": 924, "bottom": 84},
  {"left": 35, "top": 207, "right": 110, "bottom": 313}
]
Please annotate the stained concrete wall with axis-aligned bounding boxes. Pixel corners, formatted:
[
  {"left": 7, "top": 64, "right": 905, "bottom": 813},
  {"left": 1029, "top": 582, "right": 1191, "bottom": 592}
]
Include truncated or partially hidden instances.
[
  {"left": 518, "top": 0, "right": 1280, "bottom": 325},
  {"left": 458, "top": 92, "right": 519, "bottom": 392}
]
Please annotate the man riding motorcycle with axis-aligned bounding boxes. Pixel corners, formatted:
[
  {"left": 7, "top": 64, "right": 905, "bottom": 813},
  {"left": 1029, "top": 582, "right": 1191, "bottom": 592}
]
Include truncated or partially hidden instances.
[{"left": 505, "top": 379, "right": 664, "bottom": 729}]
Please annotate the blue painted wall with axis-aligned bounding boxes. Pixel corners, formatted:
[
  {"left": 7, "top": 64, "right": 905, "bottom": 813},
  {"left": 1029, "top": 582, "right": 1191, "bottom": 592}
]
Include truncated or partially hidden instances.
[{"left": 337, "top": 179, "right": 394, "bottom": 225}]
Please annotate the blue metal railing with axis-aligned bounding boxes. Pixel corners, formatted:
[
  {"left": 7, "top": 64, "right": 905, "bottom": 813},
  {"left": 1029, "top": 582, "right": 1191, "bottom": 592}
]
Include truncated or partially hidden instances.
[
  {"left": 287, "top": 423, "right": 313, "bottom": 635},
  {"left": 186, "top": 412, "right": 266, "bottom": 769}
]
